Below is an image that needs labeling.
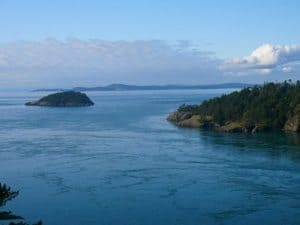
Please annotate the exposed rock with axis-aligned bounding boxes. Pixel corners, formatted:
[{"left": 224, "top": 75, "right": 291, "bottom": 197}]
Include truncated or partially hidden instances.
[
  {"left": 178, "top": 115, "right": 202, "bottom": 128},
  {"left": 167, "top": 112, "right": 219, "bottom": 130},
  {"left": 251, "top": 124, "right": 269, "bottom": 134},
  {"left": 219, "top": 122, "right": 244, "bottom": 133},
  {"left": 166, "top": 111, "right": 192, "bottom": 123},
  {"left": 284, "top": 115, "right": 299, "bottom": 132},
  {"left": 25, "top": 91, "right": 94, "bottom": 107}
]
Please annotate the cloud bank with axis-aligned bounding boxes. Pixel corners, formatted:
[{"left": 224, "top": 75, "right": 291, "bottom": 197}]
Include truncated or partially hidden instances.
[
  {"left": 0, "top": 39, "right": 222, "bottom": 88},
  {"left": 0, "top": 40, "right": 299, "bottom": 88},
  {"left": 224, "top": 44, "right": 300, "bottom": 75}
]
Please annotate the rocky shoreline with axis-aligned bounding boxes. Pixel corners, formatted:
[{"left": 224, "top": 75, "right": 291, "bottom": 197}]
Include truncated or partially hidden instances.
[
  {"left": 167, "top": 82, "right": 300, "bottom": 134},
  {"left": 167, "top": 109, "right": 299, "bottom": 133}
]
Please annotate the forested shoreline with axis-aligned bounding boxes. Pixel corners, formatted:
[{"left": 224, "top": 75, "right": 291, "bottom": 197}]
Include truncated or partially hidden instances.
[{"left": 168, "top": 81, "right": 300, "bottom": 133}]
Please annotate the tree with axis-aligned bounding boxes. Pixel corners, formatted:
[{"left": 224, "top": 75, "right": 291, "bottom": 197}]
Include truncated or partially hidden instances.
[{"left": 0, "top": 183, "right": 42, "bottom": 225}]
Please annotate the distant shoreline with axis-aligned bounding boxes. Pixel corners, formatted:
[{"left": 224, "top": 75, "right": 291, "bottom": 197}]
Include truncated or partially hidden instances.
[{"left": 32, "top": 83, "right": 254, "bottom": 92}]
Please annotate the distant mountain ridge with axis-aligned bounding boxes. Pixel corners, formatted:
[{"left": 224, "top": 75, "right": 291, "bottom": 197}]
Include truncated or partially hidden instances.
[{"left": 33, "top": 83, "right": 254, "bottom": 92}]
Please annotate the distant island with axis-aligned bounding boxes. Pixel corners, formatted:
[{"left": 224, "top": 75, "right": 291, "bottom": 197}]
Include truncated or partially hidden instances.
[
  {"left": 32, "top": 83, "right": 254, "bottom": 92},
  {"left": 25, "top": 91, "right": 94, "bottom": 107},
  {"left": 167, "top": 81, "right": 300, "bottom": 133}
]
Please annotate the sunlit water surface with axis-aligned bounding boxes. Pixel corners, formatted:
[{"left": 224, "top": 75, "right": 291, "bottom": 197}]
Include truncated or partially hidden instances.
[{"left": 0, "top": 89, "right": 300, "bottom": 225}]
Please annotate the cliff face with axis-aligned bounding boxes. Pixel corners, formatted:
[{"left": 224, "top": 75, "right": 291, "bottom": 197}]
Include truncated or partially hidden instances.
[
  {"left": 167, "top": 113, "right": 245, "bottom": 133},
  {"left": 167, "top": 111, "right": 193, "bottom": 124},
  {"left": 167, "top": 113, "right": 277, "bottom": 133},
  {"left": 284, "top": 115, "right": 299, "bottom": 132},
  {"left": 167, "top": 112, "right": 203, "bottom": 128},
  {"left": 167, "top": 112, "right": 218, "bottom": 130},
  {"left": 25, "top": 91, "right": 94, "bottom": 107}
]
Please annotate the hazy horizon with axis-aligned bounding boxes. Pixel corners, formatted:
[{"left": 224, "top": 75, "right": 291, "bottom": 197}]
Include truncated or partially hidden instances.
[{"left": 1, "top": 1, "right": 300, "bottom": 88}]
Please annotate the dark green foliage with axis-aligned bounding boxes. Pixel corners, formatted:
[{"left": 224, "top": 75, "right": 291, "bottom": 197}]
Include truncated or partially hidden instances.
[
  {"left": 9, "top": 221, "right": 42, "bottom": 225},
  {"left": 25, "top": 91, "right": 94, "bottom": 106},
  {"left": 0, "top": 183, "right": 42, "bottom": 225},
  {"left": 177, "top": 81, "right": 300, "bottom": 129},
  {"left": 38, "top": 91, "right": 93, "bottom": 105},
  {"left": 178, "top": 104, "right": 200, "bottom": 114},
  {"left": 0, "top": 183, "right": 19, "bottom": 207},
  {"left": 0, "top": 211, "right": 23, "bottom": 220}
]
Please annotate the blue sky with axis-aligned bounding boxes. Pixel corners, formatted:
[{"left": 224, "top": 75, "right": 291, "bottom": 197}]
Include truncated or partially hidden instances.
[{"left": 0, "top": 0, "right": 300, "bottom": 88}]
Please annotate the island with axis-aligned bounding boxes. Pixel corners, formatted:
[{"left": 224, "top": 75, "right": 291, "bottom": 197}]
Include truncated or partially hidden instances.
[
  {"left": 25, "top": 91, "right": 94, "bottom": 107},
  {"left": 167, "top": 81, "right": 300, "bottom": 133}
]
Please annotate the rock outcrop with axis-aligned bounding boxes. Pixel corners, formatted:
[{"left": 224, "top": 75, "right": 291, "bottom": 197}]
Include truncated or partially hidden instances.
[
  {"left": 218, "top": 122, "right": 244, "bottom": 133},
  {"left": 178, "top": 115, "right": 202, "bottom": 128},
  {"left": 167, "top": 112, "right": 218, "bottom": 130},
  {"left": 167, "top": 111, "right": 192, "bottom": 123},
  {"left": 284, "top": 115, "right": 299, "bottom": 132}
]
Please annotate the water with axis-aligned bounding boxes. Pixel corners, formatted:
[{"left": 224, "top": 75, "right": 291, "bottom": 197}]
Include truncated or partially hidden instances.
[{"left": 1, "top": 89, "right": 300, "bottom": 225}]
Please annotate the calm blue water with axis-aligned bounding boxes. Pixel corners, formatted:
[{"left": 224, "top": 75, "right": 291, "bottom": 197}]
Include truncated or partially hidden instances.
[{"left": 1, "top": 89, "right": 300, "bottom": 225}]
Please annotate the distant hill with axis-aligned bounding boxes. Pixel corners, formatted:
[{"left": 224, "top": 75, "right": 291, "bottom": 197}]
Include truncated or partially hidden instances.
[
  {"left": 33, "top": 83, "right": 254, "bottom": 92},
  {"left": 167, "top": 81, "right": 300, "bottom": 133}
]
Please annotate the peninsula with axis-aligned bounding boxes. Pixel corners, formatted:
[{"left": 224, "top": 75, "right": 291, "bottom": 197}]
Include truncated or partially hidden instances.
[{"left": 167, "top": 81, "right": 300, "bottom": 133}]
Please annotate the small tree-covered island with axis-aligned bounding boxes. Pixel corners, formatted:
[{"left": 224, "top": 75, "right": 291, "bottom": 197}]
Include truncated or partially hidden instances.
[
  {"left": 167, "top": 81, "right": 300, "bottom": 133},
  {"left": 25, "top": 91, "right": 94, "bottom": 107}
]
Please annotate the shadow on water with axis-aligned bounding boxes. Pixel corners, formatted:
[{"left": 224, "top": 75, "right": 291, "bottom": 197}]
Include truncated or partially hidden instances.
[{"left": 197, "top": 130, "right": 300, "bottom": 160}]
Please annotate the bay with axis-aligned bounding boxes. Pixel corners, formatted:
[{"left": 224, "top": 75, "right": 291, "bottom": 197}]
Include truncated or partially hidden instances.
[{"left": 0, "top": 89, "right": 300, "bottom": 225}]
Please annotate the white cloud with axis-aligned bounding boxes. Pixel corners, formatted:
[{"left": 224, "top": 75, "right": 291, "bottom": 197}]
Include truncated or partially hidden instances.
[
  {"left": 256, "top": 68, "right": 272, "bottom": 75},
  {"left": 0, "top": 39, "right": 218, "bottom": 72},
  {"left": 282, "top": 66, "right": 292, "bottom": 73},
  {"left": 223, "top": 44, "right": 300, "bottom": 75},
  {"left": 0, "top": 39, "right": 223, "bottom": 87},
  {"left": 0, "top": 40, "right": 299, "bottom": 88}
]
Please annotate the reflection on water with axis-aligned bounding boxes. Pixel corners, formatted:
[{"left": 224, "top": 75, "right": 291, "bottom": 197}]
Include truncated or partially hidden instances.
[
  {"left": 198, "top": 131, "right": 300, "bottom": 159},
  {"left": 0, "top": 90, "right": 299, "bottom": 225}
]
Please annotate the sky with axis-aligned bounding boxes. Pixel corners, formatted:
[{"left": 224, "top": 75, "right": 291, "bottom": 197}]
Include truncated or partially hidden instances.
[{"left": 0, "top": 0, "right": 300, "bottom": 88}]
